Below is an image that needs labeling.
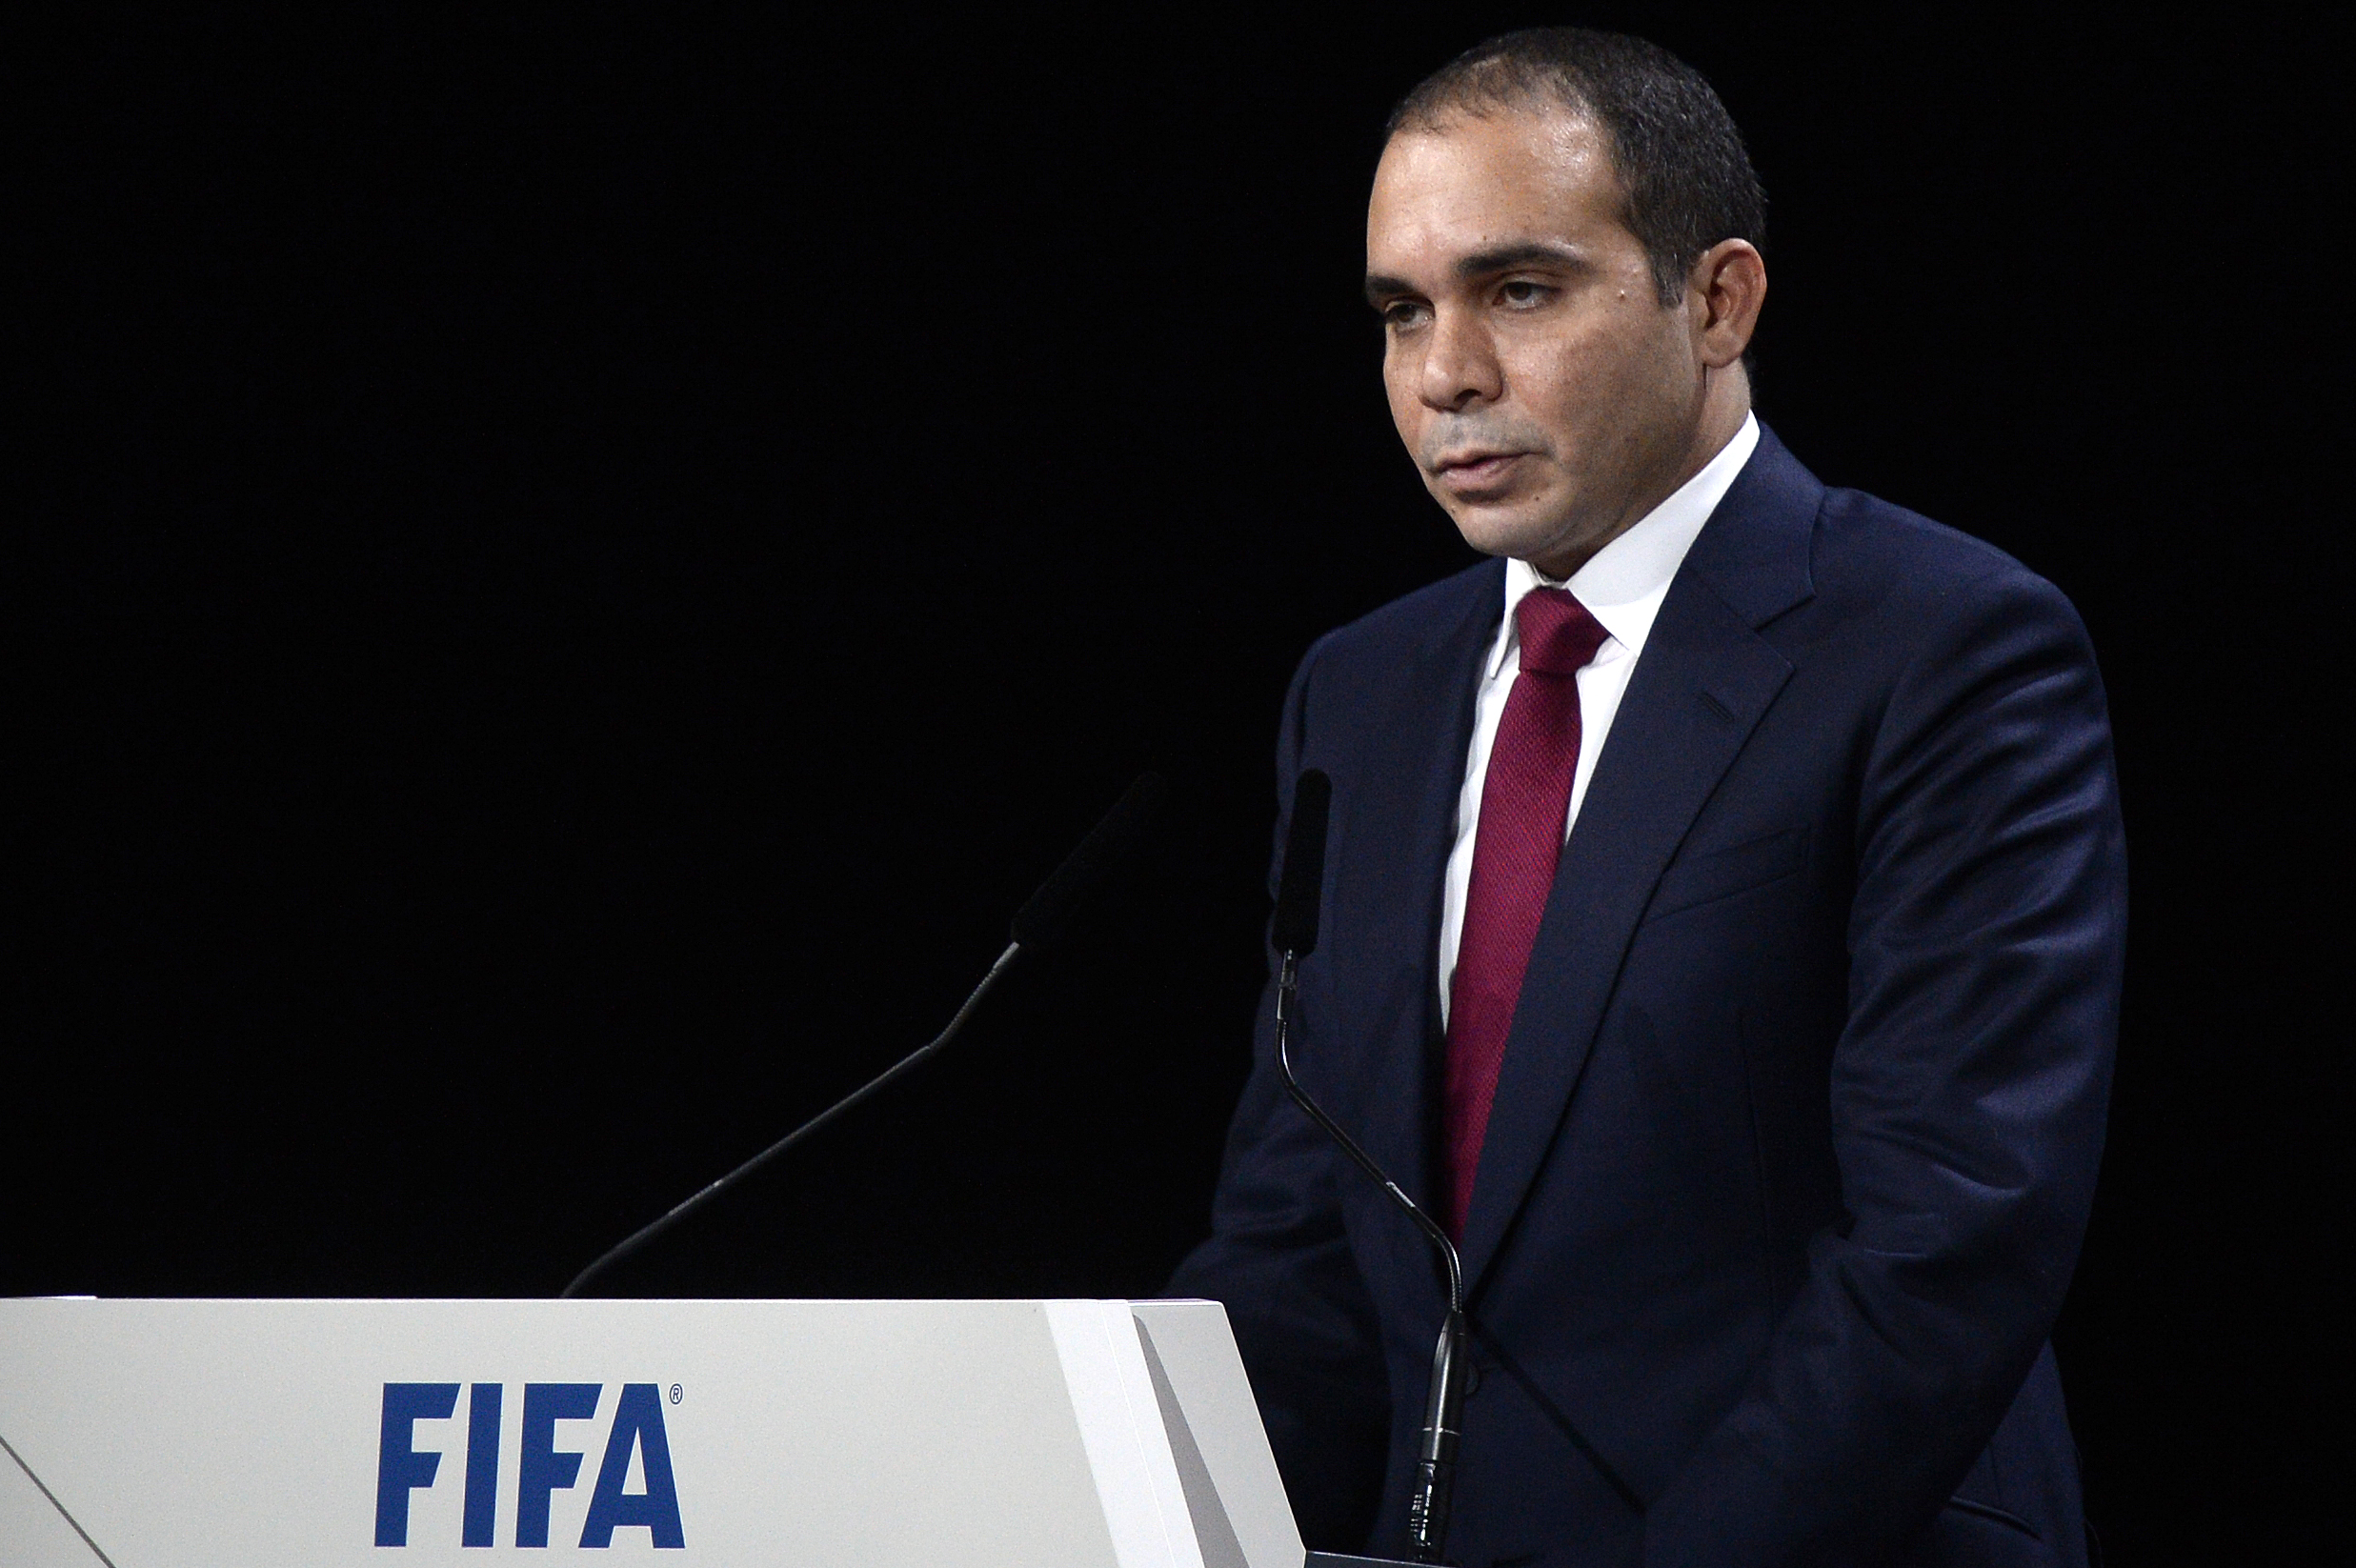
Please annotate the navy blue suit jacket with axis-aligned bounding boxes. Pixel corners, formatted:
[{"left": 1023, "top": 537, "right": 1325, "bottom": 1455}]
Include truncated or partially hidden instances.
[{"left": 1171, "top": 428, "right": 2125, "bottom": 1567}]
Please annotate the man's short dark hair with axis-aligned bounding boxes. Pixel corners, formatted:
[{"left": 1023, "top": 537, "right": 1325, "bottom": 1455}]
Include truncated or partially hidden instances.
[{"left": 1387, "top": 28, "right": 1766, "bottom": 307}]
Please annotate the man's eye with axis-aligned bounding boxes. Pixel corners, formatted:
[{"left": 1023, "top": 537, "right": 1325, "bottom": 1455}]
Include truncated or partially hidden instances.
[
  {"left": 1381, "top": 301, "right": 1431, "bottom": 330},
  {"left": 1499, "top": 280, "right": 1552, "bottom": 308}
]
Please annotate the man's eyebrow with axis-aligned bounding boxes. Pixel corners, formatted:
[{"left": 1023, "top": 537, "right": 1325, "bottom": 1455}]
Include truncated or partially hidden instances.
[
  {"left": 1454, "top": 241, "right": 1587, "bottom": 278},
  {"left": 1363, "top": 242, "right": 1591, "bottom": 307}
]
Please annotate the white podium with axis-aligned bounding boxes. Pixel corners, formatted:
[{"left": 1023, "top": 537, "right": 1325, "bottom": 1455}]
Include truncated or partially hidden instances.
[{"left": 0, "top": 1297, "right": 1305, "bottom": 1568}]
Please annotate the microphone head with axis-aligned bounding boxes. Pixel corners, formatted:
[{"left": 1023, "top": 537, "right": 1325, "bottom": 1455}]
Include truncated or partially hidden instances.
[
  {"left": 1009, "top": 773, "right": 1167, "bottom": 952},
  {"left": 1272, "top": 769, "right": 1332, "bottom": 959}
]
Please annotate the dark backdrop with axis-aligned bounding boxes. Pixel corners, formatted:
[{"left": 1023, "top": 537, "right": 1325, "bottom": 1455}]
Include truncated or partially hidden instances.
[{"left": 12, "top": 9, "right": 2336, "bottom": 1559}]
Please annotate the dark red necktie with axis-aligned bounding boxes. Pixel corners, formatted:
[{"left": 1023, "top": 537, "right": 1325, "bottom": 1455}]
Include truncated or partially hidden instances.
[{"left": 1441, "top": 587, "right": 1610, "bottom": 1239}]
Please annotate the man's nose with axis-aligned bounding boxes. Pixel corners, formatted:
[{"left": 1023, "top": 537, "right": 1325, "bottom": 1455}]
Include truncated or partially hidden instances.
[{"left": 1420, "top": 309, "right": 1503, "bottom": 411}]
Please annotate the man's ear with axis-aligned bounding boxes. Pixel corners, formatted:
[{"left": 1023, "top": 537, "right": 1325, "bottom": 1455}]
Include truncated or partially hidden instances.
[{"left": 1690, "top": 239, "right": 1766, "bottom": 369}]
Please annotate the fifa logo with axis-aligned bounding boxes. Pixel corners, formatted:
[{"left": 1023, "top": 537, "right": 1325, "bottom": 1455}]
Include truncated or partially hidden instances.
[{"left": 374, "top": 1381, "right": 684, "bottom": 1549}]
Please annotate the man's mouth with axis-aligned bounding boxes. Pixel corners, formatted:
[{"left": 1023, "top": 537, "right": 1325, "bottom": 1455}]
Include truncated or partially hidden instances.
[{"left": 1434, "top": 451, "right": 1527, "bottom": 494}]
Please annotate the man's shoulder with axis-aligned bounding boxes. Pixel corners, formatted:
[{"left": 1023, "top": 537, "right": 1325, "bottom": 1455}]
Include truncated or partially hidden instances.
[
  {"left": 1272, "top": 559, "right": 1500, "bottom": 741},
  {"left": 1711, "top": 429, "right": 2084, "bottom": 647},
  {"left": 1301, "top": 556, "right": 1502, "bottom": 672},
  {"left": 1804, "top": 481, "right": 2087, "bottom": 652},
  {"left": 1818, "top": 483, "right": 2042, "bottom": 593}
]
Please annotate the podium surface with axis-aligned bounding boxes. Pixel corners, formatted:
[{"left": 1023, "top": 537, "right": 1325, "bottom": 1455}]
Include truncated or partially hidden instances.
[{"left": 0, "top": 1297, "right": 1302, "bottom": 1568}]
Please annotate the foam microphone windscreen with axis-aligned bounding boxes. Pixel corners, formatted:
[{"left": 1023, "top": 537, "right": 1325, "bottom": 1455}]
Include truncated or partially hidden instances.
[
  {"left": 1272, "top": 769, "right": 1332, "bottom": 959},
  {"left": 1009, "top": 773, "right": 1168, "bottom": 952}
]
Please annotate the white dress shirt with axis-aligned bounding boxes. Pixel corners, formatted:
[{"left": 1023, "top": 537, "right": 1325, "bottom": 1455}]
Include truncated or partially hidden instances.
[{"left": 1437, "top": 413, "right": 1760, "bottom": 1028}]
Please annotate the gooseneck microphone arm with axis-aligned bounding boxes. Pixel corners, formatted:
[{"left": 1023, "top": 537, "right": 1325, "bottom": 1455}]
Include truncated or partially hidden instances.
[
  {"left": 560, "top": 943, "right": 1020, "bottom": 1300},
  {"left": 1270, "top": 770, "right": 1468, "bottom": 1565},
  {"left": 559, "top": 773, "right": 1166, "bottom": 1301},
  {"left": 1271, "top": 960, "right": 1462, "bottom": 1315}
]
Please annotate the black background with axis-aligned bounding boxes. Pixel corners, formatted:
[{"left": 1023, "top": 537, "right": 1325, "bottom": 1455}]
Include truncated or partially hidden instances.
[{"left": 12, "top": 8, "right": 2339, "bottom": 1558}]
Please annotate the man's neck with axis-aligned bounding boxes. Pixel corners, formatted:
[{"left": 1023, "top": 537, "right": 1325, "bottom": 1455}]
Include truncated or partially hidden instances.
[{"left": 1529, "top": 384, "right": 1752, "bottom": 580}]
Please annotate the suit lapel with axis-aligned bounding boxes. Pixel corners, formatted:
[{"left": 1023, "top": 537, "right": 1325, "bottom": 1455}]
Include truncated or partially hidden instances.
[
  {"left": 1326, "top": 563, "right": 1501, "bottom": 1234},
  {"left": 1456, "top": 429, "right": 1823, "bottom": 1296}
]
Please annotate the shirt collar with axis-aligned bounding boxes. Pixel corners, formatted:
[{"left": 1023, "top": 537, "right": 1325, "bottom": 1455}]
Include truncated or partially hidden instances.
[{"left": 1488, "top": 412, "right": 1761, "bottom": 678}]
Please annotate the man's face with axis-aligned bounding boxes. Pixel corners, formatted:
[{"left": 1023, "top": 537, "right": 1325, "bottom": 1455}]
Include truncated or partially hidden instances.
[{"left": 1365, "top": 109, "right": 1718, "bottom": 573}]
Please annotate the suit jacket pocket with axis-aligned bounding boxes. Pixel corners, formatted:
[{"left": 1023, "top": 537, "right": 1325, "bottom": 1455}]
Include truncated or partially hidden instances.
[{"left": 1644, "top": 824, "right": 1809, "bottom": 922}]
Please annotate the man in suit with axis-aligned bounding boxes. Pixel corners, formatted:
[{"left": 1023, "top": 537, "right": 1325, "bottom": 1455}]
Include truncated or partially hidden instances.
[{"left": 1171, "top": 29, "right": 2124, "bottom": 1568}]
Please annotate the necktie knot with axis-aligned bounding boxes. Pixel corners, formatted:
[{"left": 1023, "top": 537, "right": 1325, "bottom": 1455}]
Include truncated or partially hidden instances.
[{"left": 1515, "top": 587, "right": 1609, "bottom": 675}]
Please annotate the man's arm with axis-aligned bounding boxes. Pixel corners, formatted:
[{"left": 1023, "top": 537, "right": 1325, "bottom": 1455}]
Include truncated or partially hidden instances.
[
  {"left": 1168, "top": 641, "right": 1393, "bottom": 1550},
  {"left": 1644, "top": 564, "right": 2126, "bottom": 1565}
]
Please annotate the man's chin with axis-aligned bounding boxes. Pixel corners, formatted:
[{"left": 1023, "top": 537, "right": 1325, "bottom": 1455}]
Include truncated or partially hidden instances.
[{"left": 1442, "top": 498, "right": 1575, "bottom": 566}]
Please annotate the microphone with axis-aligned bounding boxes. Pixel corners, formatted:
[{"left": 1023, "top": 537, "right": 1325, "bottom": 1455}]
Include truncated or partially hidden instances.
[
  {"left": 559, "top": 772, "right": 1167, "bottom": 1300},
  {"left": 1271, "top": 769, "right": 1468, "bottom": 1567}
]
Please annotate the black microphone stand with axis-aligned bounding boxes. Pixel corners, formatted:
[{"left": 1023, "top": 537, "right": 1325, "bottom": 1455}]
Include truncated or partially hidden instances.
[
  {"left": 1273, "top": 948, "right": 1469, "bottom": 1565},
  {"left": 561, "top": 942, "right": 1021, "bottom": 1299},
  {"left": 557, "top": 773, "right": 1165, "bottom": 1300}
]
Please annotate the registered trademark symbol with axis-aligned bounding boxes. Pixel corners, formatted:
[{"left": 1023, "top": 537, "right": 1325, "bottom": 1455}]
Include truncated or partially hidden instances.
[{"left": 669, "top": 1383, "right": 682, "bottom": 1405}]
